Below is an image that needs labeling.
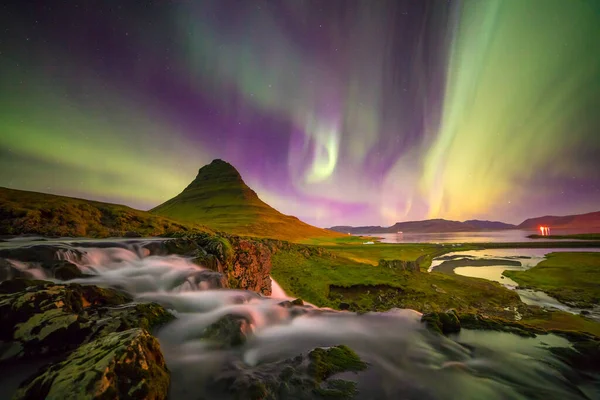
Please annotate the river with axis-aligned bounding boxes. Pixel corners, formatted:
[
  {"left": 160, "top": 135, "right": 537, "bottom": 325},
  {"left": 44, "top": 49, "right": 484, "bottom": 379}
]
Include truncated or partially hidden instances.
[
  {"left": 429, "top": 248, "right": 600, "bottom": 320},
  {"left": 1, "top": 240, "right": 598, "bottom": 398}
]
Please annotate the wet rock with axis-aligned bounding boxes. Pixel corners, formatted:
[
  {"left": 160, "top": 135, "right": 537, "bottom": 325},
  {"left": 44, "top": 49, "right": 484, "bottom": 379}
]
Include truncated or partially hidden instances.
[
  {"left": 308, "top": 345, "right": 368, "bottom": 382},
  {"left": 145, "top": 234, "right": 273, "bottom": 295},
  {"left": 51, "top": 261, "right": 83, "bottom": 280},
  {"left": 202, "top": 314, "right": 251, "bottom": 348},
  {"left": 162, "top": 237, "right": 201, "bottom": 256},
  {"left": 0, "top": 280, "right": 173, "bottom": 363},
  {"left": 457, "top": 313, "right": 541, "bottom": 337},
  {"left": 14, "top": 328, "right": 169, "bottom": 400},
  {"left": 377, "top": 259, "right": 419, "bottom": 272},
  {"left": 422, "top": 310, "right": 461, "bottom": 335},
  {"left": 193, "top": 253, "right": 222, "bottom": 273},
  {"left": 203, "top": 345, "right": 368, "bottom": 399},
  {"left": 278, "top": 298, "right": 305, "bottom": 309},
  {"left": 189, "top": 270, "right": 228, "bottom": 289}
]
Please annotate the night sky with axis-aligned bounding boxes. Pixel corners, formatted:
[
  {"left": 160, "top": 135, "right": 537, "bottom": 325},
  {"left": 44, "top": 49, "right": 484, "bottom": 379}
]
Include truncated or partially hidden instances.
[{"left": 1, "top": 0, "right": 599, "bottom": 227}]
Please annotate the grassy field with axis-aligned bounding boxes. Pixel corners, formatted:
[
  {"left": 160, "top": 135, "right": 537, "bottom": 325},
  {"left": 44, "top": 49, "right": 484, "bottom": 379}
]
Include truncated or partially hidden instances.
[
  {"left": 504, "top": 252, "right": 600, "bottom": 307},
  {"left": 0, "top": 187, "right": 211, "bottom": 238},
  {"left": 527, "top": 233, "right": 600, "bottom": 240},
  {"left": 271, "top": 244, "right": 600, "bottom": 337},
  {"left": 271, "top": 247, "right": 522, "bottom": 316}
]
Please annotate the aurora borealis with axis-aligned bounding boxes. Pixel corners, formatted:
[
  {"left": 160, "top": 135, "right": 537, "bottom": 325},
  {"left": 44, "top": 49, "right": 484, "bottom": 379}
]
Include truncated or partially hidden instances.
[{"left": 1, "top": 0, "right": 599, "bottom": 227}]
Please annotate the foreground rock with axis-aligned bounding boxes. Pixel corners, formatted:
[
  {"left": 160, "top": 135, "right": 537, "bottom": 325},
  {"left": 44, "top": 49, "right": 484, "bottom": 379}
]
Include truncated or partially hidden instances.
[
  {"left": 200, "top": 345, "right": 368, "bottom": 400},
  {"left": 14, "top": 328, "right": 169, "bottom": 400},
  {"left": 0, "top": 279, "right": 173, "bottom": 363},
  {"left": 0, "top": 279, "right": 173, "bottom": 398}
]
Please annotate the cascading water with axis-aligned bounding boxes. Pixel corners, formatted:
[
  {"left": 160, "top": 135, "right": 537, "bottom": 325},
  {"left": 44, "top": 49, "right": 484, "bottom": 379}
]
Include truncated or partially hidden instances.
[{"left": 4, "top": 241, "right": 600, "bottom": 399}]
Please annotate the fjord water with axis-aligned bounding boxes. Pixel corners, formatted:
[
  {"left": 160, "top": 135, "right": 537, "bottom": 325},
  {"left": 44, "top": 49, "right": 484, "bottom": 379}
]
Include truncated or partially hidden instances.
[
  {"left": 8, "top": 240, "right": 597, "bottom": 399},
  {"left": 365, "top": 230, "right": 585, "bottom": 243}
]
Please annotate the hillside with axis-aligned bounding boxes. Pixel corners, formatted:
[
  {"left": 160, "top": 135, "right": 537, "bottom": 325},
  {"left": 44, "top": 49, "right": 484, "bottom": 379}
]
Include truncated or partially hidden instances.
[
  {"left": 0, "top": 187, "right": 209, "bottom": 238},
  {"left": 151, "top": 159, "right": 341, "bottom": 241},
  {"left": 518, "top": 211, "right": 600, "bottom": 231},
  {"left": 329, "top": 219, "right": 515, "bottom": 234},
  {"left": 463, "top": 220, "right": 516, "bottom": 230}
]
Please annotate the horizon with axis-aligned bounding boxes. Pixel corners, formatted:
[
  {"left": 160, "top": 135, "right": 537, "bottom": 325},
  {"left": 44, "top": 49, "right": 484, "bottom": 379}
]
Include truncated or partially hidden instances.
[{"left": 1, "top": 1, "right": 599, "bottom": 227}]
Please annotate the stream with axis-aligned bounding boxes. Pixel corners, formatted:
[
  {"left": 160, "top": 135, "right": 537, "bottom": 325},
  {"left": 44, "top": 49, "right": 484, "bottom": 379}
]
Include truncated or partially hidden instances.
[{"left": 1, "top": 240, "right": 599, "bottom": 398}]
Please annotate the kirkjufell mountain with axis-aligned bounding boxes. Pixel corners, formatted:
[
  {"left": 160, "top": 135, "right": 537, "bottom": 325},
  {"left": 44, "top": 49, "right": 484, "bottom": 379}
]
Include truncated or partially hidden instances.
[{"left": 151, "top": 159, "right": 340, "bottom": 240}]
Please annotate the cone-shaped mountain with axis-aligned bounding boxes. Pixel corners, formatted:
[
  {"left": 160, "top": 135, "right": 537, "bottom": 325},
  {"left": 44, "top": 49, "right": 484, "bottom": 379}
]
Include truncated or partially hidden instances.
[{"left": 151, "top": 159, "right": 339, "bottom": 240}]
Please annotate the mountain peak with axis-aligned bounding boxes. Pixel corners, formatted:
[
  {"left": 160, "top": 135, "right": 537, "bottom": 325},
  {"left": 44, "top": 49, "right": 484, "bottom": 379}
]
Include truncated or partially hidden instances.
[
  {"left": 151, "top": 159, "right": 341, "bottom": 240},
  {"left": 187, "top": 159, "right": 245, "bottom": 189}
]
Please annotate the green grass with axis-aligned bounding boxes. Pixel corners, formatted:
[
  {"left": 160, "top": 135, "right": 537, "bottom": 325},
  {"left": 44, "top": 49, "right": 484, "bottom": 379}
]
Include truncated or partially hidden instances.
[
  {"left": 271, "top": 247, "right": 523, "bottom": 316},
  {"left": 504, "top": 252, "right": 600, "bottom": 307},
  {"left": 527, "top": 233, "right": 600, "bottom": 240},
  {"left": 0, "top": 187, "right": 211, "bottom": 238},
  {"left": 521, "top": 311, "right": 600, "bottom": 337}
]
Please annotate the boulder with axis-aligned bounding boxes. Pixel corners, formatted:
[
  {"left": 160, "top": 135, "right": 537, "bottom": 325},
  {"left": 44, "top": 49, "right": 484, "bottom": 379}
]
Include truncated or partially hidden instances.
[
  {"left": 422, "top": 310, "right": 461, "bottom": 335},
  {"left": 51, "top": 261, "right": 83, "bottom": 280},
  {"left": 0, "top": 280, "right": 173, "bottom": 363},
  {"left": 202, "top": 314, "right": 251, "bottom": 348},
  {"left": 203, "top": 345, "right": 368, "bottom": 399},
  {"left": 14, "top": 328, "right": 170, "bottom": 400}
]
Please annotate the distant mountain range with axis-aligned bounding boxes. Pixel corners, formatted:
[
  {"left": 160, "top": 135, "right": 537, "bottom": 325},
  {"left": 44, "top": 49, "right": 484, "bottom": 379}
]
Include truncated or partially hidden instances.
[
  {"left": 517, "top": 211, "right": 600, "bottom": 231},
  {"left": 329, "top": 212, "right": 600, "bottom": 234},
  {"left": 329, "top": 219, "right": 516, "bottom": 234}
]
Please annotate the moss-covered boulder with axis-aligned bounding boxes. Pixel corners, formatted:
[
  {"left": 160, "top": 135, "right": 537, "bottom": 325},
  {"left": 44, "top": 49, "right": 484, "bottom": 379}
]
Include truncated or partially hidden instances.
[
  {"left": 201, "top": 314, "right": 251, "bottom": 348},
  {"left": 422, "top": 310, "right": 461, "bottom": 335},
  {"left": 0, "top": 280, "right": 173, "bottom": 363},
  {"left": 204, "top": 345, "right": 368, "bottom": 399},
  {"left": 457, "top": 313, "right": 541, "bottom": 337},
  {"left": 308, "top": 345, "right": 368, "bottom": 383},
  {"left": 14, "top": 328, "right": 170, "bottom": 400},
  {"left": 51, "top": 261, "right": 83, "bottom": 280}
]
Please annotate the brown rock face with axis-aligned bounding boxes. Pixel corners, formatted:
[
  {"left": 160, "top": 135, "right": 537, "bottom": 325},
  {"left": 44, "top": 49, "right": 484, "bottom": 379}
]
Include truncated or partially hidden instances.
[{"left": 225, "top": 238, "right": 272, "bottom": 295}]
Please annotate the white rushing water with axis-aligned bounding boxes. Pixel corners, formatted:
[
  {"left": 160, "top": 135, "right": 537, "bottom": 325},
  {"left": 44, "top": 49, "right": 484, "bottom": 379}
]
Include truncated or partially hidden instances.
[{"left": 4, "top": 242, "right": 599, "bottom": 399}]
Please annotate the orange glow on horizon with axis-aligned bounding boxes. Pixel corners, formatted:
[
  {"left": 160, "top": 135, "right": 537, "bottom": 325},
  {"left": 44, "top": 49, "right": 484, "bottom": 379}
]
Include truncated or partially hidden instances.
[{"left": 539, "top": 226, "right": 550, "bottom": 236}]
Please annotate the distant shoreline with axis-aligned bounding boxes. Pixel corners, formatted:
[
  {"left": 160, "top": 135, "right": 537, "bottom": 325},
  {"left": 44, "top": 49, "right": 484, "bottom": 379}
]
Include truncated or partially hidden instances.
[{"left": 527, "top": 233, "right": 600, "bottom": 240}]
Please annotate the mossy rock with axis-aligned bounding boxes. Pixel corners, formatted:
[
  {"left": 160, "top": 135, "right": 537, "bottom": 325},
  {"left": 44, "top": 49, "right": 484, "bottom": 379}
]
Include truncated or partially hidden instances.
[
  {"left": 202, "top": 314, "right": 250, "bottom": 348},
  {"left": 308, "top": 345, "right": 367, "bottom": 383},
  {"left": 52, "top": 261, "right": 83, "bottom": 280},
  {"left": 457, "top": 313, "right": 540, "bottom": 337},
  {"left": 14, "top": 328, "right": 170, "bottom": 400},
  {"left": 422, "top": 310, "right": 461, "bottom": 335},
  {"left": 162, "top": 237, "right": 200, "bottom": 255},
  {"left": 204, "top": 345, "right": 367, "bottom": 399},
  {"left": 0, "top": 281, "right": 171, "bottom": 363}
]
